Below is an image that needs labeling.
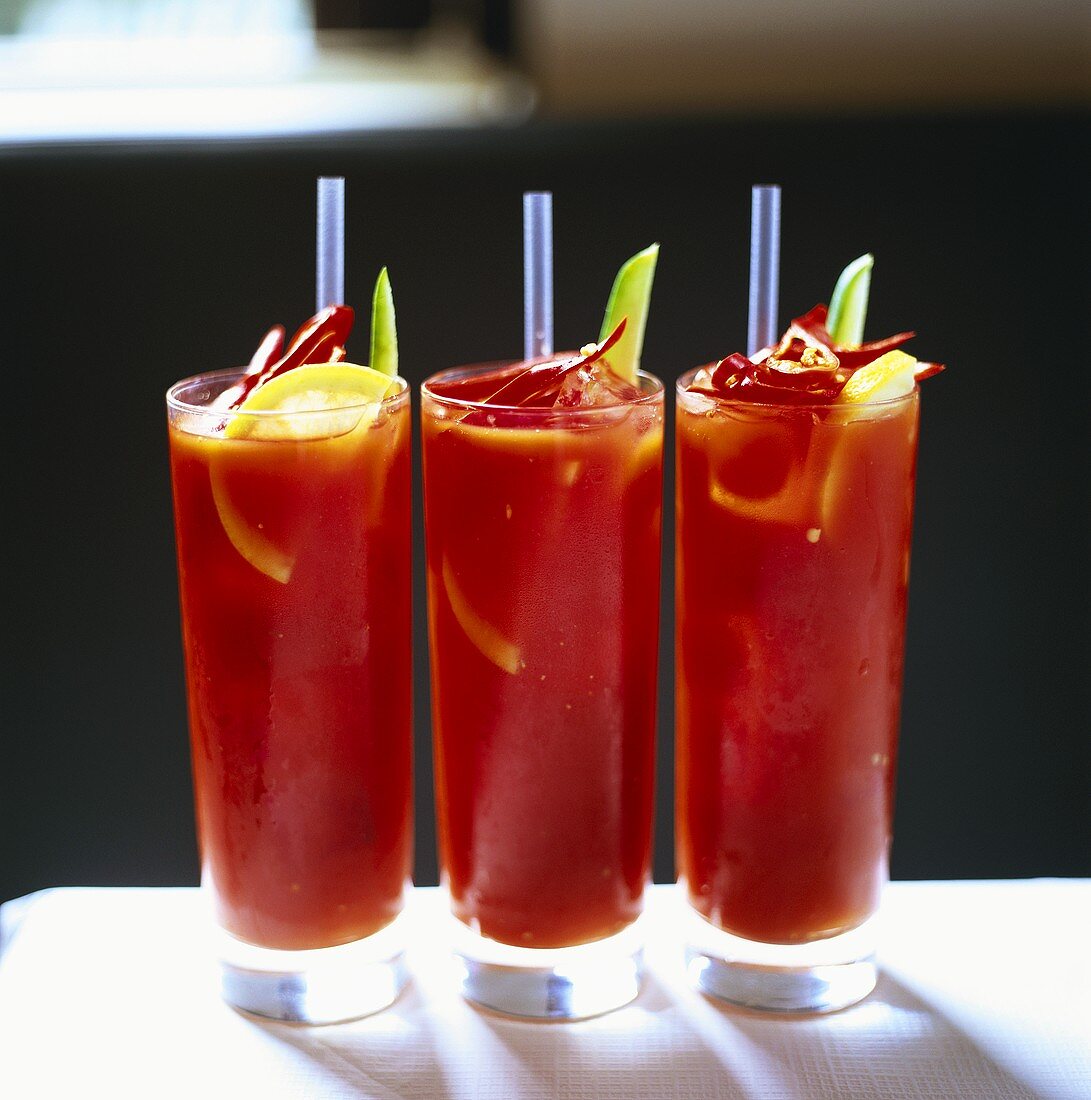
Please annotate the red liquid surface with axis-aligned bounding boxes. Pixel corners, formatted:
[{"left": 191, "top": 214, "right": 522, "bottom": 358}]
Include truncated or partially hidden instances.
[
  {"left": 675, "top": 378, "right": 918, "bottom": 944},
  {"left": 422, "top": 363, "right": 662, "bottom": 949},
  {"left": 168, "top": 383, "right": 412, "bottom": 951}
]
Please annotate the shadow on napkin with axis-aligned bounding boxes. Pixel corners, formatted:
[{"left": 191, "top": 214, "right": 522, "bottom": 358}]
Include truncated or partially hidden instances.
[
  {"left": 696, "top": 970, "right": 1043, "bottom": 1100},
  {"left": 250, "top": 971, "right": 746, "bottom": 1099},
  {"left": 240, "top": 967, "right": 1047, "bottom": 1099}
]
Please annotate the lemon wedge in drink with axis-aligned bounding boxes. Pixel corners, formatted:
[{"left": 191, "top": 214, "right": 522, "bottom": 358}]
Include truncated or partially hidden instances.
[
  {"left": 210, "top": 471, "right": 296, "bottom": 585},
  {"left": 441, "top": 555, "right": 522, "bottom": 675},
  {"left": 226, "top": 363, "right": 395, "bottom": 441},
  {"left": 213, "top": 363, "right": 396, "bottom": 584},
  {"left": 838, "top": 350, "right": 918, "bottom": 403}
]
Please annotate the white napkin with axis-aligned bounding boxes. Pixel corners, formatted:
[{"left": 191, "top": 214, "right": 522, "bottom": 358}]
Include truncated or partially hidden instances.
[{"left": 1, "top": 882, "right": 1087, "bottom": 1099}]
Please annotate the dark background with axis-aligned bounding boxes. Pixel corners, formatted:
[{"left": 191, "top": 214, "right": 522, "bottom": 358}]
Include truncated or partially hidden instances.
[{"left": 1, "top": 111, "right": 1088, "bottom": 903}]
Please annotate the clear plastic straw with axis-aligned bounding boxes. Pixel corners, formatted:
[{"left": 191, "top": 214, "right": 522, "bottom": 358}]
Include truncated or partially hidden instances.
[
  {"left": 747, "top": 184, "right": 781, "bottom": 357},
  {"left": 523, "top": 191, "right": 554, "bottom": 360},
  {"left": 316, "top": 176, "right": 345, "bottom": 312}
]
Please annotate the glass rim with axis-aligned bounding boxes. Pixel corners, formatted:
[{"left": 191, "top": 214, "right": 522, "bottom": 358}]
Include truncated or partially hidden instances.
[
  {"left": 166, "top": 366, "right": 410, "bottom": 418},
  {"left": 421, "top": 359, "right": 664, "bottom": 417},
  {"left": 675, "top": 365, "right": 919, "bottom": 412}
]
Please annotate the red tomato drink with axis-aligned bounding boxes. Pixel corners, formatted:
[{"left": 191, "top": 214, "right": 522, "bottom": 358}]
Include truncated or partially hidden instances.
[
  {"left": 168, "top": 373, "right": 411, "bottom": 952},
  {"left": 168, "top": 372, "right": 412, "bottom": 952},
  {"left": 422, "top": 355, "right": 663, "bottom": 951},
  {"left": 676, "top": 380, "right": 917, "bottom": 944},
  {"left": 166, "top": 297, "right": 412, "bottom": 991},
  {"left": 675, "top": 284, "right": 942, "bottom": 1012}
]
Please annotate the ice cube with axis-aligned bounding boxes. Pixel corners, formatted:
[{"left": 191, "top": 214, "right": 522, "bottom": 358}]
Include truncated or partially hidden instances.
[{"left": 554, "top": 361, "right": 643, "bottom": 408}]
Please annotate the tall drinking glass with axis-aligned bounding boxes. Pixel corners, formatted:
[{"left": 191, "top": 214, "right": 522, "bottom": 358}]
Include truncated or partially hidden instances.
[
  {"left": 167, "top": 369, "right": 412, "bottom": 1023},
  {"left": 676, "top": 372, "right": 920, "bottom": 1012},
  {"left": 422, "top": 363, "right": 663, "bottom": 1019}
]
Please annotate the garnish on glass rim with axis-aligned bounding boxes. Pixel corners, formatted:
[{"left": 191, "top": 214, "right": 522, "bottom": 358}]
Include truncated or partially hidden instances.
[
  {"left": 692, "top": 254, "right": 944, "bottom": 405},
  {"left": 476, "top": 317, "right": 629, "bottom": 409},
  {"left": 227, "top": 305, "right": 354, "bottom": 410},
  {"left": 434, "top": 237, "right": 660, "bottom": 409},
  {"left": 213, "top": 265, "right": 402, "bottom": 424}
]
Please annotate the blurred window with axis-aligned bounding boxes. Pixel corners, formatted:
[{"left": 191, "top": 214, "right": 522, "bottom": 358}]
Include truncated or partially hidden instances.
[{"left": 0, "top": 0, "right": 528, "bottom": 145}]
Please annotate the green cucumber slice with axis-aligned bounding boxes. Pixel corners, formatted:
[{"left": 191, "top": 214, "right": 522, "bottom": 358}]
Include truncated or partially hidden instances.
[
  {"left": 370, "top": 266, "right": 398, "bottom": 377},
  {"left": 827, "top": 253, "right": 873, "bottom": 347},
  {"left": 598, "top": 243, "right": 659, "bottom": 383}
]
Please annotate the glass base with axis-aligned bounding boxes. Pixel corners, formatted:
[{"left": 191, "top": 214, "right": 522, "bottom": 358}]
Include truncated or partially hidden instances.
[
  {"left": 216, "top": 913, "right": 408, "bottom": 1025},
  {"left": 684, "top": 902, "right": 878, "bottom": 1014},
  {"left": 450, "top": 913, "right": 645, "bottom": 1020}
]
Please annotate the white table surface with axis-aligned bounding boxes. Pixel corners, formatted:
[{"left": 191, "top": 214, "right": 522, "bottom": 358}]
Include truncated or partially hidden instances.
[{"left": 1, "top": 881, "right": 1088, "bottom": 1100}]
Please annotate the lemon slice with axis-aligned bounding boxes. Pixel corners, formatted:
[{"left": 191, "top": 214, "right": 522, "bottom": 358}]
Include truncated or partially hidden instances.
[
  {"left": 226, "top": 363, "right": 395, "bottom": 441},
  {"left": 212, "top": 363, "right": 395, "bottom": 584},
  {"left": 628, "top": 421, "right": 663, "bottom": 479},
  {"left": 209, "top": 468, "right": 296, "bottom": 584},
  {"left": 704, "top": 414, "right": 832, "bottom": 529},
  {"left": 441, "top": 554, "right": 521, "bottom": 675},
  {"left": 839, "top": 350, "right": 918, "bottom": 403}
]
